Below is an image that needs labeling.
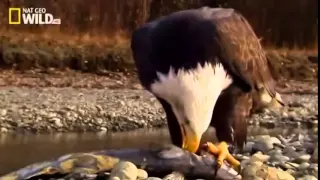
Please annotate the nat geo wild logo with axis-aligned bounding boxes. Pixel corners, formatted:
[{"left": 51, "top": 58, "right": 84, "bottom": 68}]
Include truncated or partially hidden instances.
[{"left": 9, "top": 7, "right": 61, "bottom": 25}]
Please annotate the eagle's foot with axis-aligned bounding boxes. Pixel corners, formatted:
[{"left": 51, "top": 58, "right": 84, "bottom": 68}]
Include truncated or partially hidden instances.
[{"left": 203, "top": 141, "right": 241, "bottom": 173}]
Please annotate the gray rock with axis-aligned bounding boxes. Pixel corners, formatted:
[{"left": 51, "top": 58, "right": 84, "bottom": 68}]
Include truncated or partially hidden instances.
[
  {"left": 287, "top": 141, "right": 302, "bottom": 147},
  {"left": 309, "top": 163, "right": 318, "bottom": 171},
  {"left": 235, "top": 154, "right": 250, "bottom": 161},
  {"left": 250, "top": 152, "right": 270, "bottom": 163},
  {"left": 285, "top": 162, "right": 300, "bottom": 169},
  {"left": 241, "top": 164, "right": 261, "bottom": 178},
  {"left": 252, "top": 141, "right": 274, "bottom": 153},
  {"left": 279, "top": 162, "right": 294, "bottom": 170},
  {"left": 298, "top": 162, "right": 310, "bottom": 170},
  {"left": 268, "top": 149, "right": 283, "bottom": 156},
  {"left": 249, "top": 160, "right": 264, "bottom": 167},
  {"left": 270, "top": 154, "right": 290, "bottom": 163},
  {"left": 292, "top": 171, "right": 306, "bottom": 178},
  {"left": 240, "top": 158, "right": 251, "bottom": 166},
  {"left": 312, "top": 144, "right": 318, "bottom": 162},
  {"left": 293, "top": 134, "right": 305, "bottom": 142},
  {"left": 283, "top": 146, "right": 296, "bottom": 154},
  {"left": 243, "top": 141, "right": 255, "bottom": 153},
  {"left": 284, "top": 150, "right": 300, "bottom": 160},
  {"left": 294, "top": 154, "right": 311, "bottom": 163}
]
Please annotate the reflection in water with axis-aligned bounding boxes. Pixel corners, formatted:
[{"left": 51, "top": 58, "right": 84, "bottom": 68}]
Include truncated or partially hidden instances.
[{"left": 0, "top": 126, "right": 317, "bottom": 175}]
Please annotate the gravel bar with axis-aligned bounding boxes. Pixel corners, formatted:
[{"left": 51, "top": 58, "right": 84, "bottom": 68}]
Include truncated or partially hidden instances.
[
  {"left": 0, "top": 86, "right": 317, "bottom": 134},
  {"left": 0, "top": 86, "right": 318, "bottom": 180}
]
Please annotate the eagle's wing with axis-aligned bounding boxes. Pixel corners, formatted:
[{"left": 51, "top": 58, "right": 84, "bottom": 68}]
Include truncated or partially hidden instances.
[
  {"left": 206, "top": 8, "right": 284, "bottom": 149},
  {"left": 207, "top": 8, "right": 280, "bottom": 102},
  {"left": 131, "top": 23, "right": 156, "bottom": 89}
]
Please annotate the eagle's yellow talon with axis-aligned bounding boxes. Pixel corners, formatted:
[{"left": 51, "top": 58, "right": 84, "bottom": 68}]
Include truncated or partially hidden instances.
[{"left": 205, "top": 141, "right": 241, "bottom": 172}]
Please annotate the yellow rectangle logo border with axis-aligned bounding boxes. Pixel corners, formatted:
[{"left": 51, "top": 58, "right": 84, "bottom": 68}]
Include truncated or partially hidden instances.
[{"left": 9, "top": 8, "right": 21, "bottom": 24}]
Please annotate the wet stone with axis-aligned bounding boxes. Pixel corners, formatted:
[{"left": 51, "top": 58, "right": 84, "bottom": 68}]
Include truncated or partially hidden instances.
[
  {"left": 270, "top": 154, "right": 290, "bottom": 163},
  {"left": 109, "top": 161, "right": 138, "bottom": 180},
  {"left": 312, "top": 145, "right": 318, "bottom": 162},
  {"left": 269, "top": 137, "right": 282, "bottom": 144},
  {"left": 235, "top": 154, "right": 250, "bottom": 161},
  {"left": 298, "top": 162, "right": 310, "bottom": 170},
  {"left": 137, "top": 169, "right": 148, "bottom": 180},
  {"left": 162, "top": 172, "right": 185, "bottom": 180},
  {"left": 252, "top": 141, "right": 274, "bottom": 153},
  {"left": 0, "top": 127, "right": 8, "bottom": 133},
  {"left": 287, "top": 141, "right": 302, "bottom": 147},
  {"left": 243, "top": 141, "right": 255, "bottom": 153},
  {"left": 146, "top": 178, "right": 162, "bottom": 180},
  {"left": 278, "top": 135, "right": 289, "bottom": 144},
  {"left": 267, "top": 149, "right": 282, "bottom": 156},
  {"left": 285, "top": 169, "right": 296, "bottom": 175},
  {"left": 285, "top": 162, "right": 300, "bottom": 169},
  {"left": 242, "top": 164, "right": 261, "bottom": 178},
  {"left": 284, "top": 150, "right": 300, "bottom": 160},
  {"left": 297, "top": 175, "right": 318, "bottom": 180},
  {"left": 279, "top": 162, "right": 294, "bottom": 170},
  {"left": 250, "top": 152, "right": 270, "bottom": 163},
  {"left": 0, "top": 109, "right": 7, "bottom": 116},
  {"left": 109, "top": 177, "right": 121, "bottom": 180},
  {"left": 294, "top": 154, "right": 311, "bottom": 163}
]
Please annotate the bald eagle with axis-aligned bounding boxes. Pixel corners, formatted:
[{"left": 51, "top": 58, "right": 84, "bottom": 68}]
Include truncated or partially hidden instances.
[{"left": 131, "top": 7, "right": 284, "bottom": 170}]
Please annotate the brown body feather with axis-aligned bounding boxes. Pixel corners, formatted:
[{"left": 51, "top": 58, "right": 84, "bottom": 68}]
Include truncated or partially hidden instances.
[{"left": 206, "top": 8, "right": 284, "bottom": 150}]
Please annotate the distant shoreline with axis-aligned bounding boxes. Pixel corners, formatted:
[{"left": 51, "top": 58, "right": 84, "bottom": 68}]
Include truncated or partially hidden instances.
[{"left": 0, "top": 31, "right": 318, "bottom": 82}]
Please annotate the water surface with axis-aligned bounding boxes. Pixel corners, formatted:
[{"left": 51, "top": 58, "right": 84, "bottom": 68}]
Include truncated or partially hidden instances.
[{"left": 0, "top": 126, "right": 316, "bottom": 175}]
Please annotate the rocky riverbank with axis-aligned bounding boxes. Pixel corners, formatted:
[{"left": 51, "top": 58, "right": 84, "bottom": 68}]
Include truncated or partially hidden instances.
[
  {"left": 0, "top": 84, "right": 317, "bottom": 134},
  {"left": 1, "top": 131, "right": 318, "bottom": 179},
  {"left": 0, "top": 78, "right": 317, "bottom": 180},
  {"left": 90, "top": 132, "right": 319, "bottom": 179}
]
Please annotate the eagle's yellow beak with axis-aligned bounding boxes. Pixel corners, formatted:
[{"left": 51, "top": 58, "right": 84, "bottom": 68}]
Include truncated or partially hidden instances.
[{"left": 180, "top": 124, "right": 201, "bottom": 153}]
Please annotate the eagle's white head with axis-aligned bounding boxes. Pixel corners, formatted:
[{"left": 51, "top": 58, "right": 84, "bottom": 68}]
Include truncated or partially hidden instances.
[{"left": 151, "top": 62, "right": 233, "bottom": 152}]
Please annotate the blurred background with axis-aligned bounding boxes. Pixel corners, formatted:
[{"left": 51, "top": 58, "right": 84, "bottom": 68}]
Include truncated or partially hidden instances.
[{"left": 1, "top": 0, "right": 318, "bottom": 48}]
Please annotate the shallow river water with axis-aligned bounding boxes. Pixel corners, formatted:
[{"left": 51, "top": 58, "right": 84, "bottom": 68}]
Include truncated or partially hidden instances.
[{"left": 0, "top": 126, "right": 317, "bottom": 175}]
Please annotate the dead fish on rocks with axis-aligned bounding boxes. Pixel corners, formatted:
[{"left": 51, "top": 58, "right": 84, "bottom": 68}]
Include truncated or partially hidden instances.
[{"left": 0, "top": 144, "right": 241, "bottom": 180}]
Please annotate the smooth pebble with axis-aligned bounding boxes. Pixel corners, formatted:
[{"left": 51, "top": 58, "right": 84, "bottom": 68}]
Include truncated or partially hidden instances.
[{"left": 109, "top": 161, "right": 138, "bottom": 180}]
